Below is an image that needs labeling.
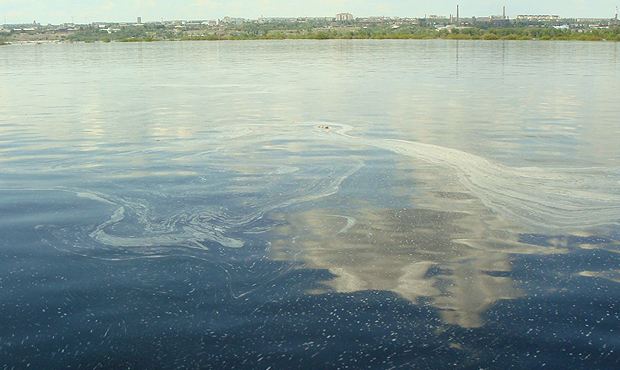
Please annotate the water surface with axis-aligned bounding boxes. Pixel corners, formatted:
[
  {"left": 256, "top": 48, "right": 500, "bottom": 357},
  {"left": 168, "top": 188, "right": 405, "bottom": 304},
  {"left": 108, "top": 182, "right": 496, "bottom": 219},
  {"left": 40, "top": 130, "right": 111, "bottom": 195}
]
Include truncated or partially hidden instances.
[{"left": 1, "top": 40, "right": 619, "bottom": 369}]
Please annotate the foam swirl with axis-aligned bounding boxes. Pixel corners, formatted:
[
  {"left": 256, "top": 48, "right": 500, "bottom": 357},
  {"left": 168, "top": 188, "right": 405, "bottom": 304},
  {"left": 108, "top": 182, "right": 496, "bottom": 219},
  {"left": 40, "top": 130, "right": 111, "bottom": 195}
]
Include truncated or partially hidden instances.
[{"left": 326, "top": 123, "right": 620, "bottom": 232}]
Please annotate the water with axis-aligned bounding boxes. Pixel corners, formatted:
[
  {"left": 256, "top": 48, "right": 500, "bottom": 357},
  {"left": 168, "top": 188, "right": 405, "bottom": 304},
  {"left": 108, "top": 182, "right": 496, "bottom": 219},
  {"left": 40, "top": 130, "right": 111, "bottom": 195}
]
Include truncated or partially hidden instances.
[{"left": 1, "top": 40, "right": 619, "bottom": 368}]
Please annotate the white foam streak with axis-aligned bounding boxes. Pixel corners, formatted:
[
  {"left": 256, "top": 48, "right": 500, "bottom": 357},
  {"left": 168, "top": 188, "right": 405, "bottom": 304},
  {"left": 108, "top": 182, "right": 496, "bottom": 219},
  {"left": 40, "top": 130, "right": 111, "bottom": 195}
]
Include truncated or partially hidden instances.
[
  {"left": 17, "top": 152, "right": 362, "bottom": 254},
  {"left": 329, "top": 124, "right": 620, "bottom": 232}
]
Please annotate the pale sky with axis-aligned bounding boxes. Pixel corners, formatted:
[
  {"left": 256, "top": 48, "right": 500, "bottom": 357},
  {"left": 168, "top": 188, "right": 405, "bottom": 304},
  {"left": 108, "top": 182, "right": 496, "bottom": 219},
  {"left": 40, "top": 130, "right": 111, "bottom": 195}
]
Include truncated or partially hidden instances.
[{"left": 0, "top": 0, "right": 618, "bottom": 25}]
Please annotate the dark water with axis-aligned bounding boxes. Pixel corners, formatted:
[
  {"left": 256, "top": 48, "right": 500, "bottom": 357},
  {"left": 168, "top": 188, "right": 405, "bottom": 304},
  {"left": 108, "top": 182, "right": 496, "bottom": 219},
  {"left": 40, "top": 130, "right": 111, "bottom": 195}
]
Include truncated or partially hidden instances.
[{"left": 1, "top": 40, "right": 619, "bottom": 369}]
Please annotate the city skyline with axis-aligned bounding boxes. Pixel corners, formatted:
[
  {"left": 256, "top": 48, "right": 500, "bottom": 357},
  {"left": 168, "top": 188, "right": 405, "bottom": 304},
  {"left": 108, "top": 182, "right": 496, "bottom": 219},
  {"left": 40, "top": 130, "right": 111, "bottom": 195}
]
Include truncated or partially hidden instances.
[{"left": 1, "top": 0, "right": 619, "bottom": 25}]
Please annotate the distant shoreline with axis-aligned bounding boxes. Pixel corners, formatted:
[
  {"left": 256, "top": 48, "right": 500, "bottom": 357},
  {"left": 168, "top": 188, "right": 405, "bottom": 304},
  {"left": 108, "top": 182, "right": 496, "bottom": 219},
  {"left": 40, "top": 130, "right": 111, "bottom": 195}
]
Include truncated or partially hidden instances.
[
  {"left": 3, "top": 23, "right": 619, "bottom": 44},
  {"left": 2, "top": 36, "right": 619, "bottom": 45}
]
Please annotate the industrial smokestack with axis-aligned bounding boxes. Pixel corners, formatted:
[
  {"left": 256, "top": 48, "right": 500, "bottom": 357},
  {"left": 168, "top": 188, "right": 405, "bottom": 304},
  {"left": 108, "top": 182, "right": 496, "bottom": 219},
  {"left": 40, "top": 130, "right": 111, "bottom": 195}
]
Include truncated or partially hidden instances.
[{"left": 457, "top": 4, "right": 460, "bottom": 23}]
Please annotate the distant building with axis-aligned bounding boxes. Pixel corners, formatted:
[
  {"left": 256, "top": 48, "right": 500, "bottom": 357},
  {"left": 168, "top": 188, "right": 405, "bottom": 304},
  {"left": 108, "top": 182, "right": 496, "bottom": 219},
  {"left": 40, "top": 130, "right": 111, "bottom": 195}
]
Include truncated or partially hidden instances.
[
  {"left": 516, "top": 15, "right": 560, "bottom": 22},
  {"left": 336, "top": 13, "right": 354, "bottom": 22},
  {"left": 357, "top": 16, "right": 388, "bottom": 24},
  {"left": 576, "top": 18, "right": 613, "bottom": 24},
  {"left": 137, "top": 17, "right": 142, "bottom": 24},
  {"left": 221, "top": 16, "right": 246, "bottom": 25}
]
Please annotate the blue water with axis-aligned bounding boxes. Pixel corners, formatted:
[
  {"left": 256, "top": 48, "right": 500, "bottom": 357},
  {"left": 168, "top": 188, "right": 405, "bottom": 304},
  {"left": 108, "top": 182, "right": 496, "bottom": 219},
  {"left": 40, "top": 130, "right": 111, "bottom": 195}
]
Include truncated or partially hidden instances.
[{"left": 1, "top": 40, "right": 619, "bottom": 369}]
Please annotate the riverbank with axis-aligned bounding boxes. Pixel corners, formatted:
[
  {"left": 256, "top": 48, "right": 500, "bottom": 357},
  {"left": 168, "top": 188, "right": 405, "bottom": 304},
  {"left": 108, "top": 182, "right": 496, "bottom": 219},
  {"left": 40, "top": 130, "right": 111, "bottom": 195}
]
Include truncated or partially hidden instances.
[
  {"left": 72, "top": 27, "right": 620, "bottom": 42},
  {"left": 3, "top": 25, "right": 619, "bottom": 44},
  {"left": 3, "top": 31, "right": 620, "bottom": 44},
  {"left": 173, "top": 32, "right": 620, "bottom": 42}
]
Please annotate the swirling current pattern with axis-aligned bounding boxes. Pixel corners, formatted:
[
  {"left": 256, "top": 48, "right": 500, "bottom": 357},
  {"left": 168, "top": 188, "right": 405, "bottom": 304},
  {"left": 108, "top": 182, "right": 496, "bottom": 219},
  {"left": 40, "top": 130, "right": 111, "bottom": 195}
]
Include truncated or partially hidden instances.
[{"left": 326, "top": 124, "right": 620, "bottom": 233}]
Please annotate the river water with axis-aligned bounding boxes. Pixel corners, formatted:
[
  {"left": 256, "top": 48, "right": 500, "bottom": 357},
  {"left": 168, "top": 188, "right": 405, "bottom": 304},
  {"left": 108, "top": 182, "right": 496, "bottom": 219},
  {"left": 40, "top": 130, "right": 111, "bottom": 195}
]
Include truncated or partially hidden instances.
[{"left": 1, "top": 40, "right": 619, "bottom": 368}]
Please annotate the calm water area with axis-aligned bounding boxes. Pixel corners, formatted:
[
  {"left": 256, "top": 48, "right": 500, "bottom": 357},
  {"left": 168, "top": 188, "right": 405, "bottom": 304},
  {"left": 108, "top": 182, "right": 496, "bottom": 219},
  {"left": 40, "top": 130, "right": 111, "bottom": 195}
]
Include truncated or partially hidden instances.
[{"left": 1, "top": 40, "right": 619, "bottom": 368}]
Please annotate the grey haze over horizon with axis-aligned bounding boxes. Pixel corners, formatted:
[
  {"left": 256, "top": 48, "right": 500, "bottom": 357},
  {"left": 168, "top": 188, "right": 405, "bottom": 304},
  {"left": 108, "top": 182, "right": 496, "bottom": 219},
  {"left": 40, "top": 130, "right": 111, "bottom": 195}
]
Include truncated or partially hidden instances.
[{"left": 0, "top": 0, "right": 619, "bottom": 25}]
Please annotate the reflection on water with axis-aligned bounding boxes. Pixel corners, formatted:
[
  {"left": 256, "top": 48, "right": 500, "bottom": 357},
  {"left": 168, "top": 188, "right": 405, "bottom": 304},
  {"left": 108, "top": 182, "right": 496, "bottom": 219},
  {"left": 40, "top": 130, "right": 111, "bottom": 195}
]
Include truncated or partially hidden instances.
[
  {"left": 270, "top": 206, "right": 525, "bottom": 328},
  {"left": 266, "top": 124, "right": 619, "bottom": 328},
  {"left": 1, "top": 40, "right": 619, "bottom": 367}
]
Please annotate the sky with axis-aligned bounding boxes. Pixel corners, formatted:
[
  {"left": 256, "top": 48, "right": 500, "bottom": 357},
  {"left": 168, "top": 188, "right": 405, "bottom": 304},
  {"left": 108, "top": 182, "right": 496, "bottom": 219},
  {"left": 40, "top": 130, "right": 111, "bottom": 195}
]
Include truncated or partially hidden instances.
[{"left": 0, "top": 0, "right": 618, "bottom": 25}]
